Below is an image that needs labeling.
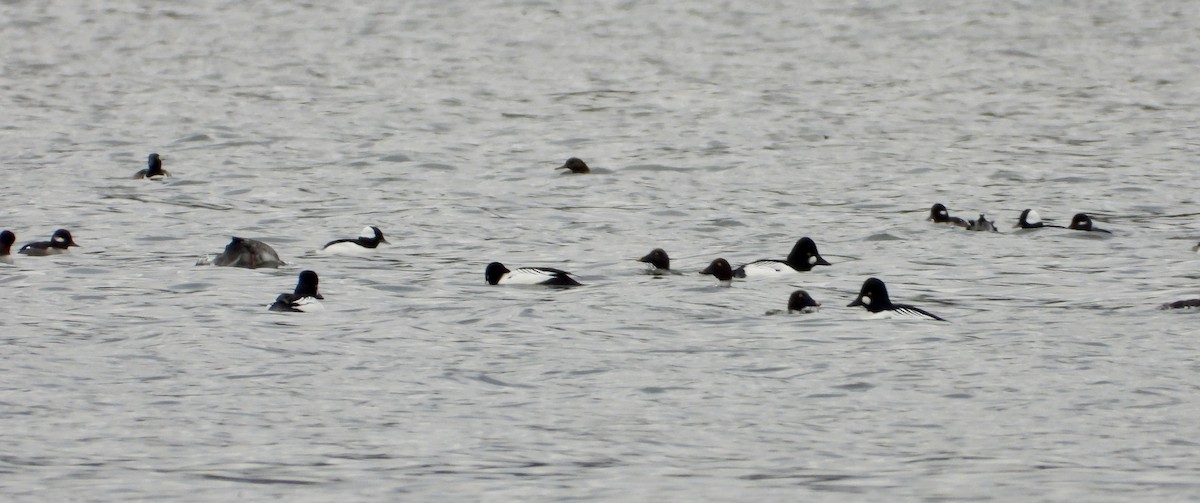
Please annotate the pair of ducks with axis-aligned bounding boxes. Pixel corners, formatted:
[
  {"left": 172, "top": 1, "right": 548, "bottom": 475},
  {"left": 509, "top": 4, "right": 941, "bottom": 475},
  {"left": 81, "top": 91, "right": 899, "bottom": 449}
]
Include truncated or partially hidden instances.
[
  {"left": 0, "top": 229, "right": 80, "bottom": 263},
  {"left": 930, "top": 204, "right": 1111, "bottom": 233}
]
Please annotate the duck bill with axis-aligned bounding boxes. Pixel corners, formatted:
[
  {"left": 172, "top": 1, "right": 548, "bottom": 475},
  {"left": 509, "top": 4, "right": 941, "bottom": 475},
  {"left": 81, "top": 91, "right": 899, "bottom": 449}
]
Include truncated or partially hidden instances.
[
  {"left": 699, "top": 265, "right": 715, "bottom": 275},
  {"left": 638, "top": 253, "right": 655, "bottom": 263},
  {"left": 814, "top": 256, "right": 831, "bottom": 266},
  {"left": 847, "top": 297, "right": 864, "bottom": 307},
  {"left": 314, "top": 291, "right": 324, "bottom": 300}
]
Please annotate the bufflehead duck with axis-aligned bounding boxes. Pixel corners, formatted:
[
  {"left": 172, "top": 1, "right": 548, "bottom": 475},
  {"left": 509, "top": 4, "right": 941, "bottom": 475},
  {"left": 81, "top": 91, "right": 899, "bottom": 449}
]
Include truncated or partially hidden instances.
[
  {"left": 733, "top": 237, "right": 831, "bottom": 278},
  {"left": 847, "top": 277, "right": 946, "bottom": 321},
  {"left": 207, "top": 237, "right": 284, "bottom": 268},
  {"left": 556, "top": 157, "right": 590, "bottom": 174},
  {"left": 638, "top": 248, "right": 670, "bottom": 271},
  {"left": 269, "top": 270, "right": 324, "bottom": 312},
  {"left": 18, "top": 229, "right": 78, "bottom": 256},
  {"left": 0, "top": 230, "right": 15, "bottom": 264},
  {"left": 788, "top": 290, "right": 821, "bottom": 313},
  {"left": 967, "top": 214, "right": 998, "bottom": 232},
  {"left": 1161, "top": 298, "right": 1200, "bottom": 310},
  {"left": 928, "top": 203, "right": 969, "bottom": 228},
  {"left": 319, "top": 226, "right": 388, "bottom": 254},
  {"left": 1067, "top": 213, "right": 1111, "bottom": 234},
  {"left": 1015, "top": 209, "right": 1066, "bottom": 229},
  {"left": 134, "top": 153, "right": 170, "bottom": 179},
  {"left": 699, "top": 258, "right": 734, "bottom": 287},
  {"left": 485, "top": 262, "right": 581, "bottom": 286}
]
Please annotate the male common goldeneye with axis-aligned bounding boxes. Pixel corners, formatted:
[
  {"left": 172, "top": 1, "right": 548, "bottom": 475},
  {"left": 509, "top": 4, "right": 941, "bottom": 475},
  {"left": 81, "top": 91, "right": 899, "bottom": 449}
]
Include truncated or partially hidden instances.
[
  {"left": 485, "top": 262, "right": 581, "bottom": 286},
  {"left": 733, "top": 237, "right": 831, "bottom": 278},
  {"left": 556, "top": 157, "right": 591, "bottom": 174},
  {"left": 1067, "top": 213, "right": 1112, "bottom": 234},
  {"left": 203, "top": 237, "right": 284, "bottom": 268},
  {"left": 18, "top": 229, "right": 78, "bottom": 256},
  {"left": 0, "top": 230, "right": 15, "bottom": 264},
  {"left": 928, "top": 203, "right": 969, "bottom": 228},
  {"left": 269, "top": 270, "right": 324, "bottom": 312},
  {"left": 847, "top": 277, "right": 946, "bottom": 321},
  {"left": 699, "top": 258, "right": 734, "bottom": 287},
  {"left": 319, "top": 226, "right": 388, "bottom": 255},
  {"left": 134, "top": 153, "right": 170, "bottom": 180},
  {"left": 638, "top": 248, "right": 670, "bottom": 271}
]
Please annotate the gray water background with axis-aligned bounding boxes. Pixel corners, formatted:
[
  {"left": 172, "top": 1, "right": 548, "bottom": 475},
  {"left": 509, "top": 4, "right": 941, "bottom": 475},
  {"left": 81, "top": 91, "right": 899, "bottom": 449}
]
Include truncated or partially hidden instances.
[{"left": 2, "top": 1, "right": 1199, "bottom": 501}]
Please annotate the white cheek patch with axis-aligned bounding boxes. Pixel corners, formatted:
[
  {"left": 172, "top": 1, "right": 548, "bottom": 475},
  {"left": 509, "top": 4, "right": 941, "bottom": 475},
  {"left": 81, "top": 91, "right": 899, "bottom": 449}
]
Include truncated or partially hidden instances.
[
  {"left": 1027, "top": 210, "right": 1042, "bottom": 225},
  {"left": 359, "top": 226, "right": 375, "bottom": 239},
  {"left": 861, "top": 296, "right": 871, "bottom": 306},
  {"left": 939, "top": 210, "right": 948, "bottom": 217},
  {"left": 808, "top": 256, "right": 818, "bottom": 265},
  {"left": 53, "top": 237, "right": 65, "bottom": 243}
]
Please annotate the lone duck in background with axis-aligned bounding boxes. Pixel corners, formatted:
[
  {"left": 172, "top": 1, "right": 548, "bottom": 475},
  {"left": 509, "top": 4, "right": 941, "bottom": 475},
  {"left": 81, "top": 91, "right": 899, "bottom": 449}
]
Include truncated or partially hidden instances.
[
  {"left": 485, "top": 262, "right": 582, "bottom": 286},
  {"left": 847, "top": 277, "right": 946, "bottom": 321},
  {"left": 928, "top": 203, "right": 969, "bottom": 228},
  {"left": 556, "top": 157, "right": 590, "bottom": 174},
  {"left": 319, "top": 226, "right": 388, "bottom": 255},
  {"left": 733, "top": 237, "right": 831, "bottom": 278},
  {"left": 18, "top": 229, "right": 78, "bottom": 256},
  {"left": 699, "top": 258, "right": 734, "bottom": 287},
  {"left": 134, "top": 153, "right": 170, "bottom": 180},
  {"left": 1067, "top": 213, "right": 1112, "bottom": 234},
  {"left": 203, "top": 237, "right": 284, "bottom": 268},
  {"left": 269, "top": 270, "right": 324, "bottom": 312},
  {"left": 638, "top": 248, "right": 671, "bottom": 272},
  {"left": 0, "top": 230, "right": 15, "bottom": 264}
]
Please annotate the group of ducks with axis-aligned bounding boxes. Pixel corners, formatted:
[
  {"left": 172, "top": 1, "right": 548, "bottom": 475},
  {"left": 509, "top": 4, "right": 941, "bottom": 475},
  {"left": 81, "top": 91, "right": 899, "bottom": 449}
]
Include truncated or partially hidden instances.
[
  {"left": 930, "top": 203, "right": 1113, "bottom": 234},
  {"left": 487, "top": 236, "right": 945, "bottom": 321},
  {"left": 4, "top": 154, "right": 1198, "bottom": 315}
]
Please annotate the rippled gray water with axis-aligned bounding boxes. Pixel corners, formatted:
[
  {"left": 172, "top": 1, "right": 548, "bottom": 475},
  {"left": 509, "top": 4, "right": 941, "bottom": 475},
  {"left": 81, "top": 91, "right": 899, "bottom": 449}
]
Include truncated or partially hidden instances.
[{"left": 2, "top": 1, "right": 1199, "bottom": 500}]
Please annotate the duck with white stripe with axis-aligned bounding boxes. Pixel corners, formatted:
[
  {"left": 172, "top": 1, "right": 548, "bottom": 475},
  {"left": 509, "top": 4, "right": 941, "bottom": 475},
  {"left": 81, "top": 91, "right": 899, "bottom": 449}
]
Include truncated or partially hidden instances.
[
  {"left": 847, "top": 277, "right": 946, "bottom": 321},
  {"left": 485, "top": 262, "right": 581, "bottom": 286}
]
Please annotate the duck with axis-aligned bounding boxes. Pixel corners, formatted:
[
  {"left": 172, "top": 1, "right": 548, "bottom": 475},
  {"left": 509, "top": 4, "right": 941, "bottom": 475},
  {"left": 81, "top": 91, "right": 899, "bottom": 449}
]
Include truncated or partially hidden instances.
[
  {"left": 699, "top": 258, "right": 734, "bottom": 287},
  {"left": 733, "top": 237, "right": 831, "bottom": 278},
  {"left": 1015, "top": 209, "right": 1066, "bottom": 229},
  {"left": 206, "top": 237, "right": 284, "bottom": 268},
  {"left": 1067, "top": 213, "right": 1112, "bottom": 234},
  {"left": 269, "top": 270, "right": 324, "bottom": 312},
  {"left": 318, "top": 226, "right": 388, "bottom": 255},
  {"left": 847, "top": 277, "right": 946, "bottom": 321},
  {"left": 556, "top": 157, "right": 591, "bottom": 174},
  {"left": 967, "top": 214, "right": 998, "bottom": 232},
  {"left": 485, "top": 262, "right": 581, "bottom": 286},
  {"left": 134, "top": 153, "right": 170, "bottom": 179},
  {"left": 928, "top": 203, "right": 969, "bottom": 228},
  {"left": 0, "top": 230, "right": 15, "bottom": 264},
  {"left": 1161, "top": 298, "right": 1200, "bottom": 310},
  {"left": 788, "top": 290, "right": 821, "bottom": 313},
  {"left": 18, "top": 229, "right": 78, "bottom": 256},
  {"left": 638, "top": 248, "right": 670, "bottom": 271}
]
